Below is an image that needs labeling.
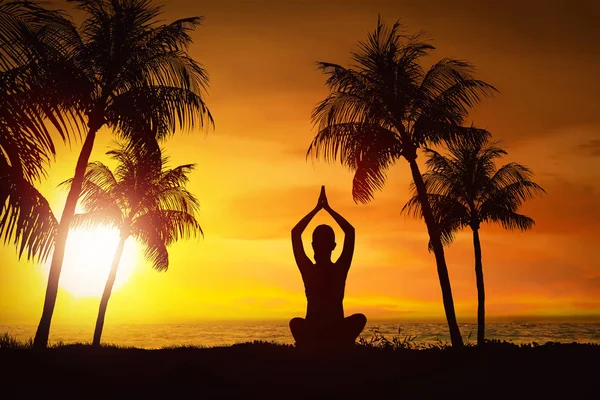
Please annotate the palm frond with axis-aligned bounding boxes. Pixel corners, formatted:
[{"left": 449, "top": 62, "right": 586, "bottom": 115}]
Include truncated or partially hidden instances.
[
  {"left": 158, "top": 164, "right": 195, "bottom": 188},
  {"left": 411, "top": 57, "right": 497, "bottom": 147},
  {"left": 352, "top": 17, "right": 408, "bottom": 71},
  {"left": 108, "top": 85, "right": 213, "bottom": 142},
  {"left": 131, "top": 224, "right": 169, "bottom": 271},
  {"left": 401, "top": 192, "right": 468, "bottom": 250},
  {"left": 70, "top": 209, "right": 121, "bottom": 231},
  {"left": 312, "top": 65, "right": 393, "bottom": 129},
  {"left": 81, "top": 161, "right": 119, "bottom": 191},
  {"left": 115, "top": 49, "right": 208, "bottom": 96},
  {"left": 486, "top": 162, "right": 533, "bottom": 191},
  {"left": 138, "top": 16, "right": 201, "bottom": 53},
  {"left": 415, "top": 76, "right": 497, "bottom": 129},
  {"left": 151, "top": 187, "right": 199, "bottom": 214},
  {"left": 421, "top": 170, "right": 459, "bottom": 199},
  {"left": 307, "top": 122, "right": 402, "bottom": 203},
  {"left": 352, "top": 18, "right": 432, "bottom": 103},
  {"left": 480, "top": 180, "right": 546, "bottom": 221},
  {"left": 351, "top": 156, "right": 390, "bottom": 204},
  {"left": 482, "top": 209, "right": 536, "bottom": 231},
  {"left": 416, "top": 123, "right": 491, "bottom": 149},
  {"left": 418, "top": 59, "right": 475, "bottom": 98},
  {"left": 0, "top": 167, "right": 57, "bottom": 261},
  {"left": 60, "top": 161, "right": 124, "bottom": 215},
  {"left": 308, "top": 123, "right": 400, "bottom": 165},
  {"left": 133, "top": 209, "right": 202, "bottom": 246}
]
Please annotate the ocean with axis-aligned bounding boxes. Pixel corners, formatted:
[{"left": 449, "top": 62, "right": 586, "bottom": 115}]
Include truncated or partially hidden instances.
[{"left": 2, "top": 322, "right": 599, "bottom": 348}]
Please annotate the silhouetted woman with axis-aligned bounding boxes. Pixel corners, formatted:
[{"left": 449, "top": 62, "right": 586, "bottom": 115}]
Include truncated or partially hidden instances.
[{"left": 290, "top": 186, "right": 366, "bottom": 348}]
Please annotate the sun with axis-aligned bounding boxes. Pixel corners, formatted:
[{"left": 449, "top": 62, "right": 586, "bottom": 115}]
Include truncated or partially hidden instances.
[{"left": 45, "top": 227, "right": 138, "bottom": 298}]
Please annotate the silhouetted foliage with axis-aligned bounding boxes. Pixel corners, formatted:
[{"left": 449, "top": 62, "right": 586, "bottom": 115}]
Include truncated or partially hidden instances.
[
  {"left": 62, "top": 142, "right": 202, "bottom": 345},
  {"left": 34, "top": 0, "right": 213, "bottom": 348},
  {"left": 402, "top": 138, "right": 546, "bottom": 345},
  {"left": 0, "top": 0, "right": 85, "bottom": 261},
  {"left": 307, "top": 16, "right": 497, "bottom": 347},
  {"left": 1, "top": 332, "right": 598, "bottom": 398}
]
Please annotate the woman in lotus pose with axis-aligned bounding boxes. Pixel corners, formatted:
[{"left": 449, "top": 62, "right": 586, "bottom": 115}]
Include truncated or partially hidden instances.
[{"left": 290, "top": 186, "right": 367, "bottom": 348}]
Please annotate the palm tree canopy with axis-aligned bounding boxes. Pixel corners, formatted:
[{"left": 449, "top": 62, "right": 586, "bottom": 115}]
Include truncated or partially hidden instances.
[
  {"left": 66, "top": 0, "right": 213, "bottom": 140},
  {"left": 1, "top": 0, "right": 213, "bottom": 261},
  {"left": 402, "top": 138, "right": 546, "bottom": 247},
  {"left": 61, "top": 142, "right": 202, "bottom": 271},
  {"left": 1, "top": 0, "right": 88, "bottom": 175},
  {"left": 0, "top": 0, "right": 86, "bottom": 261},
  {"left": 307, "top": 17, "right": 496, "bottom": 204}
]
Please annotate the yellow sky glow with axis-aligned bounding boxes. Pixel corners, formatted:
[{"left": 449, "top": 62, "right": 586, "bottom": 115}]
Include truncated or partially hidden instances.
[{"left": 1, "top": 0, "right": 599, "bottom": 327}]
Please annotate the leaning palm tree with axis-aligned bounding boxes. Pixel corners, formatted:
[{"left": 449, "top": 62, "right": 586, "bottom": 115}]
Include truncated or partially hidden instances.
[
  {"left": 307, "top": 17, "right": 497, "bottom": 347},
  {"left": 34, "top": 0, "right": 213, "bottom": 348},
  {"left": 402, "top": 138, "right": 545, "bottom": 346},
  {"left": 62, "top": 142, "right": 202, "bottom": 346},
  {"left": 0, "top": 0, "right": 84, "bottom": 261}
]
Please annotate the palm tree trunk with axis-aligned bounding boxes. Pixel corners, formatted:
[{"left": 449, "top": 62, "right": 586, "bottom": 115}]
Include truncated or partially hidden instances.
[
  {"left": 93, "top": 235, "right": 127, "bottom": 347},
  {"left": 472, "top": 228, "right": 485, "bottom": 346},
  {"left": 408, "top": 158, "right": 464, "bottom": 348},
  {"left": 33, "top": 126, "right": 99, "bottom": 349}
]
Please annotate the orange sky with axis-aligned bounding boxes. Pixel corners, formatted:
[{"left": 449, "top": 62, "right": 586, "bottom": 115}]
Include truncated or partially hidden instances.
[{"left": 1, "top": 0, "right": 599, "bottom": 327}]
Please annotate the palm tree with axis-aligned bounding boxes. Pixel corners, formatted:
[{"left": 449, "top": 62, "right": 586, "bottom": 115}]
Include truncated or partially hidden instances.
[
  {"left": 307, "top": 17, "right": 497, "bottom": 347},
  {"left": 0, "top": 0, "right": 84, "bottom": 261},
  {"left": 402, "top": 138, "right": 546, "bottom": 346},
  {"left": 33, "top": 0, "right": 213, "bottom": 348},
  {"left": 62, "top": 142, "right": 202, "bottom": 346}
]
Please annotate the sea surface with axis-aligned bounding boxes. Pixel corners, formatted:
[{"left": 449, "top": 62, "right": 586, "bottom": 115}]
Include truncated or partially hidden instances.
[{"left": 2, "top": 322, "right": 599, "bottom": 348}]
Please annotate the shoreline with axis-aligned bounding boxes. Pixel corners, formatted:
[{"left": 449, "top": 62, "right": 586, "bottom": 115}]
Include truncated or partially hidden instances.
[
  {"left": 2, "top": 321, "right": 599, "bottom": 350},
  {"left": 4, "top": 316, "right": 600, "bottom": 324}
]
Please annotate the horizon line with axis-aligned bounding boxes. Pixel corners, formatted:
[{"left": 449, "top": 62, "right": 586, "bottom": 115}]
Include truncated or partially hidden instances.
[{"left": 3, "top": 315, "right": 600, "bottom": 326}]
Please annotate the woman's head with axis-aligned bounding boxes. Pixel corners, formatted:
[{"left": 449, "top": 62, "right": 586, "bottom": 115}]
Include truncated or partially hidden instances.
[{"left": 312, "top": 224, "right": 336, "bottom": 261}]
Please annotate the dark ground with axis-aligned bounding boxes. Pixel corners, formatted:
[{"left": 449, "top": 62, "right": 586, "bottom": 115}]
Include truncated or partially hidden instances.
[{"left": 1, "top": 341, "right": 599, "bottom": 399}]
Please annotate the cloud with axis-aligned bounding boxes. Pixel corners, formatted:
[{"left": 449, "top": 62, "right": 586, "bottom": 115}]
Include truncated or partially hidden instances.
[{"left": 578, "top": 139, "right": 600, "bottom": 157}]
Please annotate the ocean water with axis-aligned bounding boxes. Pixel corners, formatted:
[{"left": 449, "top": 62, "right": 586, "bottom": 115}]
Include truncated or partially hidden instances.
[{"left": 2, "top": 322, "right": 599, "bottom": 348}]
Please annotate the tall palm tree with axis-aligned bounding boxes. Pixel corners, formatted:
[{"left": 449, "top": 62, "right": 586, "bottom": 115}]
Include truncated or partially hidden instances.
[
  {"left": 402, "top": 138, "right": 546, "bottom": 346},
  {"left": 0, "top": 0, "right": 84, "bottom": 261},
  {"left": 62, "top": 142, "right": 202, "bottom": 346},
  {"left": 34, "top": 0, "right": 213, "bottom": 348},
  {"left": 307, "top": 17, "right": 497, "bottom": 347}
]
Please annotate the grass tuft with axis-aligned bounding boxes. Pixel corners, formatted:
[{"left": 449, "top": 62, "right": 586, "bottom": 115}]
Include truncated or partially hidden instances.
[
  {"left": 0, "top": 332, "right": 32, "bottom": 349},
  {"left": 357, "top": 328, "right": 452, "bottom": 351},
  {"left": 1, "top": 331, "right": 599, "bottom": 352}
]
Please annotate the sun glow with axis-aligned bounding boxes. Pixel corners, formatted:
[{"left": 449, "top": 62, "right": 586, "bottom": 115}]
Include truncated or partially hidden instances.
[{"left": 44, "top": 227, "right": 138, "bottom": 298}]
